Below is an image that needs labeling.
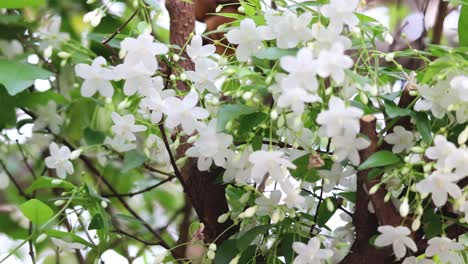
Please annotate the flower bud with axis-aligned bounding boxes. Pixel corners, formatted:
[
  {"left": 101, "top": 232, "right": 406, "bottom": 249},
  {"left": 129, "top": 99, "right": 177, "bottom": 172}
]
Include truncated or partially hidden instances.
[
  {"left": 229, "top": 255, "right": 240, "bottom": 264},
  {"left": 270, "top": 109, "right": 278, "bottom": 120},
  {"left": 118, "top": 99, "right": 131, "bottom": 110},
  {"left": 271, "top": 208, "right": 281, "bottom": 224},
  {"left": 237, "top": 6, "right": 245, "bottom": 13},
  {"left": 176, "top": 156, "right": 188, "bottom": 167},
  {"left": 411, "top": 217, "right": 421, "bottom": 231},
  {"left": 101, "top": 201, "right": 108, "bottom": 208},
  {"left": 384, "top": 53, "right": 395, "bottom": 62},
  {"left": 51, "top": 179, "right": 63, "bottom": 185},
  {"left": 242, "top": 91, "right": 253, "bottom": 100},
  {"left": 384, "top": 192, "right": 391, "bottom": 202},
  {"left": 207, "top": 250, "right": 215, "bottom": 260},
  {"left": 326, "top": 199, "right": 334, "bottom": 212},
  {"left": 241, "top": 206, "right": 257, "bottom": 218},
  {"left": 384, "top": 32, "right": 394, "bottom": 44},
  {"left": 410, "top": 146, "right": 425, "bottom": 153},
  {"left": 36, "top": 234, "right": 47, "bottom": 243},
  {"left": 54, "top": 200, "right": 65, "bottom": 206},
  {"left": 401, "top": 167, "right": 410, "bottom": 175},
  {"left": 209, "top": 243, "right": 217, "bottom": 252},
  {"left": 458, "top": 126, "right": 468, "bottom": 145},
  {"left": 172, "top": 54, "right": 180, "bottom": 62},
  {"left": 169, "top": 74, "right": 176, "bottom": 81},
  {"left": 399, "top": 199, "right": 409, "bottom": 217},
  {"left": 359, "top": 92, "right": 368, "bottom": 105},
  {"left": 70, "top": 149, "right": 82, "bottom": 160},
  {"left": 58, "top": 51, "right": 71, "bottom": 59},
  {"left": 179, "top": 73, "right": 187, "bottom": 81},
  {"left": 369, "top": 185, "right": 379, "bottom": 195},
  {"left": 218, "top": 212, "right": 230, "bottom": 223},
  {"left": 240, "top": 192, "right": 250, "bottom": 204}
]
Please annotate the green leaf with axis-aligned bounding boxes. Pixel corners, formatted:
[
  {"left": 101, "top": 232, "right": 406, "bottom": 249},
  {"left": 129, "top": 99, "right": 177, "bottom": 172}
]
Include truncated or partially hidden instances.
[
  {"left": 384, "top": 100, "right": 412, "bottom": 118},
  {"left": 290, "top": 154, "right": 322, "bottom": 183},
  {"left": 19, "top": 199, "right": 53, "bottom": 225},
  {"left": 238, "top": 112, "right": 267, "bottom": 134},
  {"left": 411, "top": 112, "right": 432, "bottom": 144},
  {"left": 358, "top": 151, "right": 401, "bottom": 170},
  {"left": 84, "top": 127, "right": 106, "bottom": 145},
  {"left": 337, "top": 192, "right": 356, "bottom": 203},
  {"left": 0, "top": 59, "right": 53, "bottom": 95},
  {"left": 26, "top": 176, "right": 76, "bottom": 194},
  {"left": 122, "top": 150, "right": 146, "bottom": 173},
  {"left": 459, "top": 5, "right": 468, "bottom": 47},
  {"left": 0, "top": 0, "right": 46, "bottom": 8},
  {"left": 252, "top": 135, "right": 263, "bottom": 151},
  {"left": 253, "top": 47, "right": 298, "bottom": 60},
  {"left": 88, "top": 214, "right": 105, "bottom": 230},
  {"left": 0, "top": 86, "right": 17, "bottom": 129},
  {"left": 217, "top": 104, "right": 256, "bottom": 132},
  {"left": 422, "top": 210, "right": 442, "bottom": 239},
  {"left": 236, "top": 225, "right": 269, "bottom": 251},
  {"left": 214, "top": 240, "right": 239, "bottom": 264},
  {"left": 44, "top": 230, "right": 94, "bottom": 248},
  {"left": 316, "top": 197, "right": 337, "bottom": 227}
]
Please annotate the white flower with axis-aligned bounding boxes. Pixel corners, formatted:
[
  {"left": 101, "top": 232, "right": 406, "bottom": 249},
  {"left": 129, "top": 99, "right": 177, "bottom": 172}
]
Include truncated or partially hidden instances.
[
  {"left": 223, "top": 150, "right": 252, "bottom": 184},
  {"left": 185, "top": 59, "right": 222, "bottom": 94},
  {"left": 111, "top": 112, "right": 147, "bottom": 141},
  {"left": 319, "top": 163, "right": 356, "bottom": 192},
  {"left": 186, "top": 35, "right": 216, "bottom": 62},
  {"left": 248, "top": 150, "right": 296, "bottom": 183},
  {"left": 280, "top": 48, "right": 318, "bottom": 91},
  {"left": 425, "top": 237, "right": 463, "bottom": 264},
  {"left": 83, "top": 9, "right": 105, "bottom": 27},
  {"left": 34, "top": 101, "right": 64, "bottom": 134},
  {"left": 425, "top": 135, "right": 457, "bottom": 169},
  {"left": 105, "top": 136, "right": 136, "bottom": 152},
  {"left": 280, "top": 179, "right": 306, "bottom": 210},
  {"left": 139, "top": 77, "right": 175, "bottom": 123},
  {"left": 255, "top": 190, "right": 282, "bottom": 216},
  {"left": 185, "top": 119, "right": 234, "bottom": 171},
  {"left": 316, "top": 43, "right": 353, "bottom": 84},
  {"left": 444, "top": 148, "right": 468, "bottom": 179},
  {"left": 120, "top": 34, "right": 168, "bottom": 71},
  {"left": 450, "top": 75, "right": 468, "bottom": 102},
  {"left": 384, "top": 126, "right": 415, "bottom": 153},
  {"left": 402, "top": 256, "right": 433, "bottom": 264},
  {"left": 51, "top": 238, "right": 86, "bottom": 252},
  {"left": 45, "top": 142, "right": 74, "bottom": 179},
  {"left": 311, "top": 23, "right": 352, "bottom": 52},
  {"left": 333, "top": 135, "right": 370, "bottom": 166},
  {"left": 374, "top": 225, "right": 417, "bottom": 259},
  {"left": 163, "top": 90, "right": 209, "bottom": 134},
  {"left": 292, "top": 237, "right": 333, "bottom": 264},
  {"left": 37, "top": 15, "right": 70, "bottom": 51},
  {"left": 0, "top": 39, "right": 23, "bottom": 59},
  {"left": 276, "top": 78, "right": 321, "bottom": 114},
  {"left": 226, "top": 18, "right": 271, "bottom": 62},
  {"left": 316, "top": 97, "right": 363, "bottom": 138},
  {"left": 75, "top": 56, "right": 116, "bottom": 98},
  {"left": 415, "top": 170, "right": 462, "bottom": 207},
  {"left": 321, "top": 0, "right": 359, "bottom": 32},
  {"left": 264, "top": 10, "right": 314, "bottom": 49},
  {"left": 114, "top": 61, "right": 154, "bottom": 96},
  {"left": 145, "top": 134, "right": 170, "bottom": 167}
]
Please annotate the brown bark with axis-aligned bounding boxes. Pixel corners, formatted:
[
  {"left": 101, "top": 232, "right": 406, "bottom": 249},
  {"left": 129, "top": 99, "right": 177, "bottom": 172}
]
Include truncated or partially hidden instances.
[{"left": 165, "top": 0, "right": 235, "bottom": 245}]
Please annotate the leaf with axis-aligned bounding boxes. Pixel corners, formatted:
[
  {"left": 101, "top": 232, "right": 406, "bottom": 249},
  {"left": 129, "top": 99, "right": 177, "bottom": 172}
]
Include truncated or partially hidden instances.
[
  {"left": 279, "top": 233, "right": 308, "bottom": 264},
  {"left": 236, "top": 225, "right": 269, "bottom": 251},
  {"left": 422, "top": 210, "right": 442, "bottom": 239},
  {"left": 253, "top": 47, "right": 298, "bottom": 60},
  {"left": 411, "top": 112, "right": 432, "bottom": 144},
  {"left": 115, "top": 214, "right": 143, "bottom": 225},
  {"left": 26, "top": 176, "right": 76, "bottom": 194},
  {"left": 338, "top": 192, "right": 356, "bottom": 203},
  {"left": 122, "top": 150, "right": 146, "bottom": 173},
  {"left": 88, "top": 214, "right": 105, "bottom": 230},
  {"left": 0, "top": 0, "right": 46, "bottom": 8},
  {"left": 0, "top": 59, "right": 53, "bottom": 95},
  {"left": 459, "top": 5, "right": 468, "bottom": 47},
  {"left": 0, "top": 86, "right": 17, "bottom": 129},
  {"left": 214, "top": 240, "right": 239, "bottom": 264},
  {"left": 84, "top": 127, "right": 106, "bottom": 145},
  {"left": 358, "top": 151, "right": 401, "bottom": 170},
  {"left": 252, "top": 135, "right": 263, "bottom": 151},
  {"left": 238, "top": 112, "right": 267, "bottom": 134},
  {"left": 217, "top": 104, "right": 256, "bottom": 132},
  {"left": 44, "top": 230, "right": 94, "bottom": 248},
  {"left": 290, "top": 154, "right": 321, "bottom": 183},
  {"left": 316, "top": 197, "right": 336, "bottom": 227},
  {"left": 384, "top": 100, "right": 412, "bottom": 118},
  {"left": 19, "top": 199, "right": 53, "bottom": 225}
]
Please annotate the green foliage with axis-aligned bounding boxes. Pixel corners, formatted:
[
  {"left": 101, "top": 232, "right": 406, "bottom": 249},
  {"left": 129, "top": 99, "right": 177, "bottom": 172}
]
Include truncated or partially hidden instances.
[
  {"left": 0, "top": 0, "right": 46, "bottom": 8},
  {"left": 217, "top": 104, "right": 256, "bottom": 132},
  {"left": 459, "top": 5, "right": 468, "bottom": 47},
  {"left": 0, "top": 59, "right": 53, "bottom": 95},
  {"left": 358, "top": 151, "right": 401, "bottom": 170},
  {"left": 19, "top": 199, "right": 53, "bottom": 226}
]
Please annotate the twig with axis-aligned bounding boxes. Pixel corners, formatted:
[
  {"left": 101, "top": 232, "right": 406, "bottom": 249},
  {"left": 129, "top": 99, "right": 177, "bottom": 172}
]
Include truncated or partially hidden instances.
[
  {"left": 112, "top": 227, "right": 160, "bottom": 246},
  {"left": 102, "top": 7, "right": 140, "bottom": 45},
  {"left": 309, "top": 180, "right": 324, "bottom": 235},
  {"left": 102, "top": 176, "right": 175, "bottom": 198},
  {"left": 0, "top": 160, "right": 30, "bottom": 199}
]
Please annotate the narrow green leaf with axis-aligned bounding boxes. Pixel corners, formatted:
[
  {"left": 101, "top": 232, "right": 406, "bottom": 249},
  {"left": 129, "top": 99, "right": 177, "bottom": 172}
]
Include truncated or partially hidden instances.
[
  {"left": 214, "top": 240, "right": 239, "bottom": 264},
  {"left": 236, "top": 225, "right": 269, "bottom": 251},
  {"left": 88, "top": 214, "right": 105, "bottom": 230},
  {"left": 19, "top": 199, "right": 53, "bottom": 225},
  {"left": 358, "top": 151, "right": 401, "bottom": 170},
  {"left": 384, "top": 100, "right": 412, "bottom": 118},
  {"left": 459, "top": 5, "right": 468, "bottom": 47},
  {"left": 337, "top": 192, "right": 356, "bottom": 203},
  {"left": 316, "top": 197, "right": 336, "bottom": 227},
  {"left": 411, "top": 112, "right": 432, "bottom": 144},
  {"left": 26, "top": 176, "right": 75, "bottom": 194},
  {"left": 44, "top": 230, "right": 94, "bottom": 248}
]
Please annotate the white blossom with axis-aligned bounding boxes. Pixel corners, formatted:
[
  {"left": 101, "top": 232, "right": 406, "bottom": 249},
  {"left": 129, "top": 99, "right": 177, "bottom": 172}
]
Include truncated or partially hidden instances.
[
  {"left": 186, "top": 35, "right": 216, "bottom": 62},
  {"left": 425, "top": 237, "right": 463, "bottom": 264},
  {"left": 321, "top": 0, "right": 359, "bottom": 32},
  {"left": 75, "top": 56, "right": 116, "bottom": 98},
  {"left": 255, "top": 190, "right": 282, "bottom": 216},
  {"left": 45, "top": 142, "right": 74, "bottom": 179},
  {"left": 185, "top": 119, "right": 234, "bottom": 171},
  {"left": 114, "top": 61, "right": 154, "bottom": 96},
  {"left": 226, "top": 18, "right": 271, "bottom": 62},
  {"left": 384, "top": 126, "right": 415, "bottom": 153},
  {"left": 316, "top": 43, "right": 353, "bottom": 84},
  {"left": 280, "top": 48, "right": 318, "bottom": 91},
  {"left": 139, "top": 77, "right": 175, "bottom": 123},
  {"left": 145, "top": 134, "right": 170, "bottom": 168},
  {"left": 374, "top": 225, "right": 417, "bottom": 259},
  {"left": 185, "top": 59, "right": 222, "bottom": 94},
  {"left": 34, "top": 101, "right": 64, "bottom": 134},
  {"left": 401, "top": 256, "right": 433, "bottom": 264},
  {"left": 319, "top": 163, "right": 356, "bottom": 192},
  {"left": 105, "top": 136, "right": 136, "bottom": 152},
  {"left": 83, "top": 9, "right": 105, "bottom": 27},
  {"left": 264, "top": 10, "right": 314, "bottom": 49},
  {"left": 249, "top": 150, "right": 296, "bottom": 183},
  {"left": 276, "top": 78, "right": 321, "bottom": 114},
  {"left": 415, "top": 170, "right": 462, "bottom": 207},
  {"left": 163, "top": 90, "right": 209, "bottom": 134},
  {"left": 37, "top": 15, "right": 70, "bottom": 51},
  {"left": 223, "top": 150, "right": 252, "bottom": 184},
  {"left": 292, "top": 237, "right": 333, "bottom": 264},
  {"left": 425, "top": 135, "right": 457, "bottom": 169},
  {"left": 316, "top": 97, "right": 363, "bottom": 138},
  {"left": 280, "top": 179, "right": 306, "bottom": 210},
  {"left": 51, "top": 238, "right": 85, "bottom": 253},
  {"left": 311, "top": 23, "right": 352, "bottom": 52},
  {"left": 111, "top": 112, "right": 147, "bottom": 141},
  {"left": 120, "top": 34, "right": 168, "bottom": 71}
]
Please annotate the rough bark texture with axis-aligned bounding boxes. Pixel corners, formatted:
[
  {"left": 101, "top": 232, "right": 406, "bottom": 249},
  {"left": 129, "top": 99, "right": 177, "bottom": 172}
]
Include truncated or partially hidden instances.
[{"left": 165, "top": 0, "right": 235, "bottom": 245}]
